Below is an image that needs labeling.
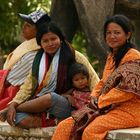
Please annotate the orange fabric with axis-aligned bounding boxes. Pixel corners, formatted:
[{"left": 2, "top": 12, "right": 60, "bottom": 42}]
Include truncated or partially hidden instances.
[
  {"left": 52, "top": 117, "right": 74, "bottom": 140},
  {"left": 52, "top": 48, "right": 140, "bottom": 140}
]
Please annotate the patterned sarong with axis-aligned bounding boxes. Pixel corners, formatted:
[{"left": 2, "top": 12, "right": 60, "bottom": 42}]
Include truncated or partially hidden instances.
[{"left": 70, "top": 59, "right": 140, "bottom": 140}]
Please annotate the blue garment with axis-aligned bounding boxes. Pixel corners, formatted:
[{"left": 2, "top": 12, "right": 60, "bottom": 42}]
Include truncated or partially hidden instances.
[{"left": 15, "top": 92, "right": 73, "bottom": 124}]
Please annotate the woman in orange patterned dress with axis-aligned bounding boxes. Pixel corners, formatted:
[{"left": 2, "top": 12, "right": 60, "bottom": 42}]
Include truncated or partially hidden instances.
[{"left": 52, "top": 14, "right": 140, "bottom": 140}]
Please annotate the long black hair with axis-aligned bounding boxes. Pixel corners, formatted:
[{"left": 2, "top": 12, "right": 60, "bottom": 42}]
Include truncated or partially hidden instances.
[
  {"left": 35, "top": 21, "right": 76, "bottom": 93},
  {"left": 104, "top": 14, "right": 135, "bottom": 68},
  {"left": 36, "top": 21, "right": 65, "bottom": 46}
]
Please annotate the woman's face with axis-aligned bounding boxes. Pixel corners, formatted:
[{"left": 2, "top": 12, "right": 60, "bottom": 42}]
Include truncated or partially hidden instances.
[
  {"left": 105, "top": 22, "right": 131, "bottom": 52},
  {"left": 41, "top": 32, "right": 61, "bottom": 55},
  {"left": 22, "top": 22, "right": 36, "bottom": 40}
]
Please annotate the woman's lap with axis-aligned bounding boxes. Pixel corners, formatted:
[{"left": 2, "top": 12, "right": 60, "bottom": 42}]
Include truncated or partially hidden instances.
[
  {"left": 15, "top": 112, "right": 28, "bottom": 124},
  {"left": 82, "top": 109, "right": 139, "bottom": 140},
  {"left": 52, "top": 117, "right": 75, "bottom": 140},
  {"left": 15, "top": 92, "right": 73, "bottom": 124},
  {"left": 52, "top": 108, "right": 139, "bottom": 140},
  {"left": 49, "top": 92, "right": 73, "bottom": 119}
]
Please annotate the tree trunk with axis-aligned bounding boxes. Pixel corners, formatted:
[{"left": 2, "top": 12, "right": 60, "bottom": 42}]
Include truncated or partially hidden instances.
[
  {"left": 50, "top": 0, "right": 79, "bottom": 42},
  {"left": 133, "top": 20, "right": 140, "bottom": 50},
  {"left": 50, "top": 0, "right": 140, "bottom": 76},
  {"left": 115, "top": 0, "right": 140, "bottom": 49},
  {"left": 73, "top": 0, "right": 115, "bottom": 76}
]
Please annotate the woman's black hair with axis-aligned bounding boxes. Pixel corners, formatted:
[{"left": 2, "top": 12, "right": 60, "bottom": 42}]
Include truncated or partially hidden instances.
[
  {"left": 68, "top": 62, "right": 89, "bottom": 87},
  {"left": 36, "top": 21, "right": 65, "bottom": 46},
  {"left": 104, "top": 14, "right": 135, "bottom": 68}
]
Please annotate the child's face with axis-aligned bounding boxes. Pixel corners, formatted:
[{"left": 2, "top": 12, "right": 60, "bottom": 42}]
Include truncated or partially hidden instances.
[{"left": 72, "top": 73, "right": 88, "bottom": 90}]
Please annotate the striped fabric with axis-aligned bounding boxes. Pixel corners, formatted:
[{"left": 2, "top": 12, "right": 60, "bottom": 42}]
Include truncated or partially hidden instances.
[
  {"left": 37, "top": 48, "right": 60, "bottom": 96},
  {"left": 7, "top": 51, "right": 37, "bottom": 86}
]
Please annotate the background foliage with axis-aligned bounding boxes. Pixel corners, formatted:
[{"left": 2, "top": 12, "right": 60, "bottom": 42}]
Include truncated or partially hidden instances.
[
  {"left": 0, "top": 0, "right": 98, "bottom": 71},
  {"left": 0, "top": 0, "right": 51, "bottom": 54}
]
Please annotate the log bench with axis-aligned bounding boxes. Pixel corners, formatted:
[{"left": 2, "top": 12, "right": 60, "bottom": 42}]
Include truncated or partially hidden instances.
[{"left": 0, "top": 121, "right": 140, "bottom": 140}]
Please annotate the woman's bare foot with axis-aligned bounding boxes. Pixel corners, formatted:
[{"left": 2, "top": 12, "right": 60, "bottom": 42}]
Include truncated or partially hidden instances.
[{"left": 0, "top": 108, "right": 8, "bottom": 122}]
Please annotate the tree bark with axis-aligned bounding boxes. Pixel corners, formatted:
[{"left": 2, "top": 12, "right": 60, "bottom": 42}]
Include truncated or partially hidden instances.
[
  {"left": 133, "top": 20, "right": 140, "bottom": 49},
  {"left": 73, "top": 0, "right": 115, "bottom": 76},
  {"left": 50, "top": 0, "right": 79, "bottom": 42},
  {"left": 115, "top": 0, "right": 140, "bottom": 49},
  {"left": 50, "top": 0, "right": 140, "bottom": 76}
]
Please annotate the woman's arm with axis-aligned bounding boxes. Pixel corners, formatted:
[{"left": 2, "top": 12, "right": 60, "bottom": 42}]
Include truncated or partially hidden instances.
[
  {"left": 91, "top": 79, "right": 104, "bottom": 98},
  {"left": 10, "top": 71, "right": 36, "bottom": 104},
  {"left": 61, "top": 88, "right": 74, "bottom": 96},
  {"left": 98, "top": 87, "right": 134, "bottom": 109},
  {"left": 6, "top": 51, "right": 37, "bottom": 86},
  {"left": 6, "top": 71, "right": 36, "bottom": 126},
  {"left": 61, "top": 89, "right": 75, "bottom": 106},
  {"left": 6, "top": 102, "right": 19, "bottom": 126}
]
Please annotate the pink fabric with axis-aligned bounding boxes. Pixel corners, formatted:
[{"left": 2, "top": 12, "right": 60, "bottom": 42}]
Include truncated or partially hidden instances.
[{"left": 72, "top": 90, "right": 90, "bottom": 109}]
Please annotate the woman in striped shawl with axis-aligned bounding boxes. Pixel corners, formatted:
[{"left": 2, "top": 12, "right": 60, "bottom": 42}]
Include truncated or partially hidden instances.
[{"left": 0, "top": 21, "right": 99, "bottom": 129}]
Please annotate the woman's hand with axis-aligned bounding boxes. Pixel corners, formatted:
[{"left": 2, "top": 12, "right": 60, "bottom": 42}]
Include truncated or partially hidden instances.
[
  {"left": 88, "top": 97, "right": 98, "bottom": 110},
  {"left": 62, "top": 94, "right": 75, "bottom": 107},
  {"left": 0, "top": 107, "right": 8, "bottom": 122},
  {"left": 6, "top": 102, "right": 18, "bottom": 126},
  {"left": 67, "top": 95, "right": 75, "bottom": 107}
]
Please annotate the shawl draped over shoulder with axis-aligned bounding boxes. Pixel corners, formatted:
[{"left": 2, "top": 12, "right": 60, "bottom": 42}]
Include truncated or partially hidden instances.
[
  {"left": 31, "top": 41, "right": 75, "bottom": 96},
  {"left": 70, "top": 59, "right": 140, "bottom": 140}
]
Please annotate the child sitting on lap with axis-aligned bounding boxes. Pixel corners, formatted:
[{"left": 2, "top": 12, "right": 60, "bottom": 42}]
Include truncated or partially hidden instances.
[{"left": 62, "top": 62, "right": 91, "bottom": 110}]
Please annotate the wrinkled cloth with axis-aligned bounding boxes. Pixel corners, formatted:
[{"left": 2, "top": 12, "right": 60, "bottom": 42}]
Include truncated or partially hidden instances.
[
  {"left": 9, "top": 41, "right": 99, "bottom": 128},
  {"left": 0, "top": 38, "right": 40, "bottom": 110},
  {"left": 3, "top": 38, "right": 40, "bottom": 70},
  {"left": 11, "top": 51, "right": 99, "bottom": 105},
  {"left": 72, "top": 90, "right": 90, "bottom": 110},
  {"left": 70, "top": 59, "right": 140, "bottom": 139},
  {"left": 100, "top": 59, "right": 140, "bottom": 96},
  {"left": 52, "top": 48, "right": 140, "bottom": 140},
  {"left": 0, "top": 70, "right": 19, "bottom": 110}
]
